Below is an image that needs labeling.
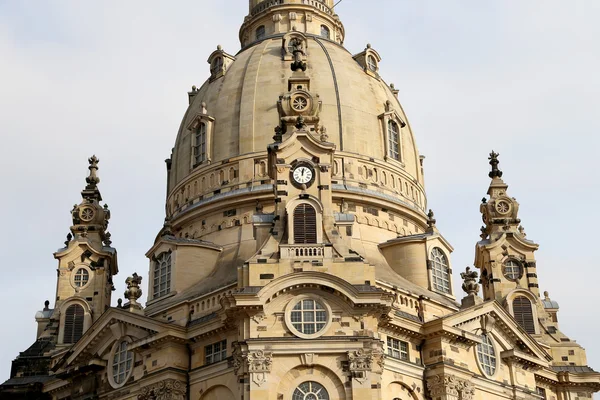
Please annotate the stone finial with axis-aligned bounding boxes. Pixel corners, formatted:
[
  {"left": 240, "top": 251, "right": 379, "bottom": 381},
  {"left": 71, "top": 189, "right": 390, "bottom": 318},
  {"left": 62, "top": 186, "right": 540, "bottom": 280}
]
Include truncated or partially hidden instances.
[
  {"left": 366, "top": 43, "right": 372, "bottom": 49},
  {"left": 488, "top": 151, "right": 503, "bottom": 179},
  {"left": 217, "top": 44, "right": 222, "bottom": 51},
  {"left": 518, "top": 225, "right": 526, "bottom": 237},
  {"left": 544, "top": 291, "right": 550, "bottom": 300},
  {"left": 427, "top": 209, "right": 436, "bottom": 229},
  {"left": 44, "top": 300, "right": 50, "bottom": 311},
  {"left": 295, "top": 115, "right": 306, "bottom": 130},
  {"left": 201, "top": 101, "right": 208, "bottom": 115},
  {"left": 64, "top": 233, "right": 72, "bottom": 247},
  {"left": 124, "top": 273, "right": 143, "bottom": 312},
  {"left": 273, "top": 124, "right": 284, "bottom": 142},
  {"left": 479, "top": 226, "right": 487, "bottom": 240},
  {"left": 117, "top": 298, "right": 122, "bottom": 308},
  {"left": 86, "top": 155, "right": 100, "bottom": 187},
  {"left": 161, "top": 218, "right": 174, "bottom": 237},
  {"left": 461, "top": 267, "right": 479, "bottom": 296},
  {"left": 103, "top": 231, "right": 112, "bottom": 247},
  {"left": 460, "top": 267, "right": 483, "bottom": 308},
  {"left": 319, "top": 126, "right": 329, "bottom": 142}
]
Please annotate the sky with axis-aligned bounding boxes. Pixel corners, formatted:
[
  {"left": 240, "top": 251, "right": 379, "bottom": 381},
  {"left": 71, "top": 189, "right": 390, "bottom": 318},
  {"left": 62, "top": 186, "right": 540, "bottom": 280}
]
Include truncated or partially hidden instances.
[{"left": 1, "top": 0, "right": 599, "bottom": 394}]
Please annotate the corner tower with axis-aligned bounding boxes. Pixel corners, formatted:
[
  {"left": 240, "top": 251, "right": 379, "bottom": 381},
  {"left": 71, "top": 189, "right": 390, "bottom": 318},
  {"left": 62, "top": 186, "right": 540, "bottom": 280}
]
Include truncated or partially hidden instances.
[{"left": 50, "top": 156, "right": 118, "bottom": 345}]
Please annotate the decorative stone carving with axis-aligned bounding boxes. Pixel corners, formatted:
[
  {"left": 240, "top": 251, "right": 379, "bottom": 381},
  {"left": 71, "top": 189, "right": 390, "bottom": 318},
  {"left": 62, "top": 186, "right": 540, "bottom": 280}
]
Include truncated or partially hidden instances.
[
  {"left": 138, "top": 379, "right": 186, "bottom": 400},
  {"left": 124, "top": 273, "right": 143, "bottom": 312},
  {"left": 290, "top": 38, "right": 307, "bottom": 71},
  {"left": 347, "top": 349, "right": 373, "bottom": 383},
  {"left": 232, "top": 343, "right": 244, "bottom": 376},
  {"left": 461, "top": 267, "right": 479, "bottom": 296},
  {"left": 488, "top": 151, "right": 503, "bottom": 178},
  {"left": 246, "top": 350, "right": 272, "bottom": 387},
  {"left": 426, "top": 374, "right": 475, "bottom": 400}
]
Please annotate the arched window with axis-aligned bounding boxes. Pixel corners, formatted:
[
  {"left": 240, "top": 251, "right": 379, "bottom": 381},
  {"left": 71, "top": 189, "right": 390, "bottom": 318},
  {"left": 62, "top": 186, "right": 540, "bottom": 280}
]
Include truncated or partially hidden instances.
[
  {"left": 367, "top": 55, "right": 377, "bottom": 71},
  {"left": 153, "top": 252, "right": 171, "bottom": 298},
  {"left": 513, "top": 296, "right": 535, "bottom": 334},
  {"left": 194, "top": 123, "right": 207, "bottom": 165},
  {"left": 211, "top": 56, "right": 223, "bottom": 75},
  {"left": 430, "top": 248, "right": 451, "bottom": 294},
  {"left": 293, "top": 204, "right": 317, "bottom": 244},
  {"left": 293, "top": 382, "right": 329, "bottom": 400},
  {"left": 320, "top": 25, "right": 330, "bottom": 39},
  {"left": 388, "top": 120, "right": 400, "bottom": 161},
  {"left": 64, "top": 304, "right": 84, "bottom": 344},
  {"left": 256, "top": 25, "right": 266, "bottom": 41}
]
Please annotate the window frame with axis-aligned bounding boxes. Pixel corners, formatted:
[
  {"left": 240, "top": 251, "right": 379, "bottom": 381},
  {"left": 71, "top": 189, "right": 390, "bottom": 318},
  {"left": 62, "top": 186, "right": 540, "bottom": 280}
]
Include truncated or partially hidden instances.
[
  {"left": 193, "top": 122, "right": 207, "bottom": 166},
  {"left": 503, "top": 259, "right": 523, "bottom": 281},
  {"left": 152, "top": 251, "right": 172, "bottom": 299},
  {"left": 387, "top": 120, "right": 401, "bottom": 161},
  {"left": 293, "top": 203, "right": 318, "bottom": 244},
  {"left": 63, "top": 304, "right": 85, "bottom": 344},
  {"left": 386, "top": 337, "right": 409, "bottom": 361},
  {"left": 429, "top": 247, "right": 451, "bottom": 294},
  {"left": 285, "top": 295, "right": 332, "bottom": 339},
  {"left": 70, "top": 265, "right": 92, "bottom": 290},
  {"left": 108, "top": 337, "right": 134, "bottom": 389},
  {"left": 475, "top": 334, "right": 498, "bottom": 377},
  {"left": 256, "top": 25, "right": 266, "bottom": 41},
  {"left": 293, "top": 381, "right": 329, "bottom": 400},
  {"left": 205, "top": 339, "right": 227, "bottom": 365},
  {"left": 512, "top": 295, "right": 536, "bottom": 334},
  {"left": 320, "top": 25, "right": 330, "bottom": 39}
]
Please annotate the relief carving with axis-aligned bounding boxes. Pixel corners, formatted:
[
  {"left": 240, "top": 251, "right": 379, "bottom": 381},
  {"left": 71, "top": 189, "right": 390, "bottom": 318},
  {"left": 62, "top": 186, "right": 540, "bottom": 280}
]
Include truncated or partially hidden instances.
[
  {"left": 138, "top": 379, "right": 186, "bottom": 400},
  {"left": 426, "top": 374, "right": 475, "bottom": 400}
]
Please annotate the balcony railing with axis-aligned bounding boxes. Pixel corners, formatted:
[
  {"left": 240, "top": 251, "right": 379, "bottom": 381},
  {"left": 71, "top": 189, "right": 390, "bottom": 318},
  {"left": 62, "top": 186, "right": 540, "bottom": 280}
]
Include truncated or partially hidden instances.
[
  {"left": 280, "top": 244, "right": 332, "bottom": 259},
  {"left": 250, "top": 0, "right": 333, "bottom": 17}
]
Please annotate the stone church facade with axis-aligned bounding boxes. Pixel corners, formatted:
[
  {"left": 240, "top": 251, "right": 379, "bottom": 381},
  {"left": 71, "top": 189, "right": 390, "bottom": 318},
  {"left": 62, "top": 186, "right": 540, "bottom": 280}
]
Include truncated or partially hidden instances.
[{"left": 2, "top": 1, "right": 599, "bottom": 399}]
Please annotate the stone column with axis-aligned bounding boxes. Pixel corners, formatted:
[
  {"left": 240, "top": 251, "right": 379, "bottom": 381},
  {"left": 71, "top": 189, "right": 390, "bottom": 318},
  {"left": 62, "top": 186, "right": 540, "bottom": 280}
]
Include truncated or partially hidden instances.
[{"left": 426, "top": 374, "right": 474, "bottom": 400}]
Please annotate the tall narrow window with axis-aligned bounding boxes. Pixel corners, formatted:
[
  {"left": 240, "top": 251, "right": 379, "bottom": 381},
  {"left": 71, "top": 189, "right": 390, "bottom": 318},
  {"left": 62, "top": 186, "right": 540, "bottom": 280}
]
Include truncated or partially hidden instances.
[
  {"left": 256, "top": 25, "right": 266, "bottom": 41},
  {"left": 211, "top": 56, "right": 223, "bottom": 75},
  {"left": 293, "top": 204, "right": 317, "bottom": 244},
  {"left": 367, "top": 55, "right": 377, "bottom": 71},
  {"left": 153, "top": 252, "right": 171, "bottom": 298},
  {"left": 476, "top": 334, "right": 497, "bottom": 376},
  {"left": 111, "top": 340, "right": 133, "bottom": 386},
  {"left": 320, "top": 25, "right": 330, "bottom": 39},
  {"left": 194, "top": 123, "right": 207, "bottom": 165},
  {"left": 388, "top": 120, "right": 400, "bottom": 161},
  {"left": 64, "top": 304, "right": 84, "bottom": 344},
  {"left": 513, "top": 296, "right": 535, "bottom": 334},
  {"left": 430, "top": 248, "right": 450, "bottom": 294}
]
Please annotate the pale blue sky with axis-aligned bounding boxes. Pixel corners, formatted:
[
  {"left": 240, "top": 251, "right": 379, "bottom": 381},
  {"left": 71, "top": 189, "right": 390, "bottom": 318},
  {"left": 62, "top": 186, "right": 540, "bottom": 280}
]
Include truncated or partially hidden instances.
[{"left": 1, "top": 1, "right": 599, "bottom": 394}]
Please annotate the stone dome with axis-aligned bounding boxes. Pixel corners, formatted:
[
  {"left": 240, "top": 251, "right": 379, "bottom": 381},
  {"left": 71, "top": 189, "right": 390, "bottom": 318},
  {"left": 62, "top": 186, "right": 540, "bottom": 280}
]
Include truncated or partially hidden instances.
[{"left": 163, "top": 1, "right": 429, "bottom": 275}]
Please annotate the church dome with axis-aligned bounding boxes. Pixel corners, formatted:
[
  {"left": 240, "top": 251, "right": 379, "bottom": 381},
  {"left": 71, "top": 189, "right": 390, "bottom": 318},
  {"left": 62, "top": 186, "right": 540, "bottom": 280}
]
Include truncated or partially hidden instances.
[{"left": 163, "top": 0, "right": 429, "bottom": 276}]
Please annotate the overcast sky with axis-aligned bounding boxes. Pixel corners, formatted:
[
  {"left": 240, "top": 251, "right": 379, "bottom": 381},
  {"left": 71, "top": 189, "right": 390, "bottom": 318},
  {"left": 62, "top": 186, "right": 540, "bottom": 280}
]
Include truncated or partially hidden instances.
[{"left": 1, "top": 0, "right": 599, "bottom": 393}]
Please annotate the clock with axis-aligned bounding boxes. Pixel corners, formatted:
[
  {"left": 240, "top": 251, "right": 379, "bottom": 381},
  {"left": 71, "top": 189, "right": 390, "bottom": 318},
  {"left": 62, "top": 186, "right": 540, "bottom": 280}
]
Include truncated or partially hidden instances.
[{"left": 290, "top": 162, "right": 316, "bottom": 188}]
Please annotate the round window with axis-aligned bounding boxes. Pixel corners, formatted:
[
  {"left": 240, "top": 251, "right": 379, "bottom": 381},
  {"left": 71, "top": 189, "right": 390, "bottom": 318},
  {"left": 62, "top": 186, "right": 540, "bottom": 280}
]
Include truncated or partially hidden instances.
[
  {"left": 293, "top": 381, "right": 329, "bottom": 400},
  {"left": 495, "top": 200, "right": 511, "bottom": 215},
  {"left": 503, "top": 260, "right": 522, "bottom": 281},
  {"left": 80, "top": 207, "right": 95, "bottom": 222},
  {"left": 73, "top": 268, "right": 89, "bottom": 288},
  {"left": 291, "top": 94, "right": 310, "bottom": 112},
  {"left": 285, "top": 297, "right": 331, "bottom": 339},
  {"left": 109, "top": 340, "right": 134, "bottom": 388},
  {"left": 476, "top": 334, "right": 497, "bottom": 376}
]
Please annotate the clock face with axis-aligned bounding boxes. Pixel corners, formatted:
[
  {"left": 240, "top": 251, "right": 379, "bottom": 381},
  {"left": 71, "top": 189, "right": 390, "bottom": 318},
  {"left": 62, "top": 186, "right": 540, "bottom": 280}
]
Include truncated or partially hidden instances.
[{"left": 293, "top": 166, "right": 313, "bottom": 184}]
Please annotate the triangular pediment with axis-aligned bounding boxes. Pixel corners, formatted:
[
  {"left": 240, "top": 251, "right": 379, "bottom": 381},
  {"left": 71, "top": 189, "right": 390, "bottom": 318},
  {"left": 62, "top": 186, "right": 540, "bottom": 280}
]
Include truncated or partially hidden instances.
[
  {"left": 426, "top": 300, "right": 552, "bottom": 367},
  {"left": 54, "top": 308, "right": 184, "bottom": 374}
]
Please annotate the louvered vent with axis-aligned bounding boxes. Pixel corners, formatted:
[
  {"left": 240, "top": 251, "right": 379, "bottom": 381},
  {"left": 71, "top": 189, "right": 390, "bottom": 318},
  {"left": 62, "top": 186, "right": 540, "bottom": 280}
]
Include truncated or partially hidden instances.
[
  {"left": 64, "top": 304, "right": 85, "bottom": 344},
  {"left": 513, "top": 296, "right": 535, "bottom": 334},
  {"left": 293, "top": 204, "right": 317, "bottom": 244}
]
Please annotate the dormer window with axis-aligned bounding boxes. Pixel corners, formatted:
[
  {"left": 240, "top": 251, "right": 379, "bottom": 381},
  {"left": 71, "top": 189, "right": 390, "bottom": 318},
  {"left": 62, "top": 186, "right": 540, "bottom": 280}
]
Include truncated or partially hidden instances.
[
  {"left": 430, "top": 248, "right": 451, "bottom": 294},
  {"left": 256, "top": 25, "right": 266, "bottom": 41},
  {"left": 388, "top": 120, "right": 400, "bottom": 161},
  {"left": 153, "top": 252, "right": 171, "bottom": 298},
  {"left": 194, "top": 123, "right": 207, "bottom": 165},
  {"left": 367, "top": 55, "right": 377, "bottom": 72},
  {"left": 210, "top": 56, "right": 223, "bottom": 75},
  {"left": 320, "top": 25, "right": 330, "bottom": 39}
]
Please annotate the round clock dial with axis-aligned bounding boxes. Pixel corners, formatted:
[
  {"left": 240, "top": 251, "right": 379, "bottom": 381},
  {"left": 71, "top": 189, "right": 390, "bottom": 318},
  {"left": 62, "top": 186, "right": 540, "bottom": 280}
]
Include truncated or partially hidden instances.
[
  {"left": 290, "top": 163, "right": 316, "bottom": 188},
  {"left": 293, "top": 166, "right": 313, "bottom": 184}
]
